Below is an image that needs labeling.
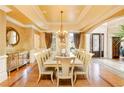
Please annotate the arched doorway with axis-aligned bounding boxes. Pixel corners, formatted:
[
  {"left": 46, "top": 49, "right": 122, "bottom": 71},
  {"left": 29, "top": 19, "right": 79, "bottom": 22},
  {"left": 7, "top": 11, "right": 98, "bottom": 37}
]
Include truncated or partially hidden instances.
[{"left": 86, "top": 17, "right": 124, "bottom": 59}]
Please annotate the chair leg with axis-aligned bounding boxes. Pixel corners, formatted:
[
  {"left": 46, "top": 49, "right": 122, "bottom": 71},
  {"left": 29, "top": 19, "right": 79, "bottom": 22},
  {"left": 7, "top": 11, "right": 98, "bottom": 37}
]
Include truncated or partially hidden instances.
[
  {"left": 74, "top": 73, "right": 77, "bottom": 84},
  {"left": 37, "top": 74, "right": 41, "bottom": 84},
  {"left": 71, "top": 77, "right": 73, "bottom": 87},
  {"left": 51, "top": 73, "right": 54, "bottom": 84},
  {"left": 57, "top": 78, "right": 59, "bottom": 87}
]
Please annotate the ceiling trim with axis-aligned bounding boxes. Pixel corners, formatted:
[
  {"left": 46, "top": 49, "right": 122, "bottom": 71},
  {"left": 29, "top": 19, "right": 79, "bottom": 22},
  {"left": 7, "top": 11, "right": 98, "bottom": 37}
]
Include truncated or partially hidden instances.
[
  {"left": 81, "top": 6, "right": 124, "bottom": 31},
  {"left": 76, "top": 6, "right": 92, "bottom": 24},
  {"left": 14, "top": 5, "right": 48, "bottom": 30},
  {"left": 0, "top": 5, "right": 12, "bottom": 13},
  {"left": 38, "top": 6, "right": 91, "bottom": 25},
  {"left": 77, "top": 6, "right": 113, "bottom": 30},
  {"left": 6, "top": 16, "right": 41, "bottom": 32},
  {"left": 32, "top": 6, "right": 47, "bottom": 24}
]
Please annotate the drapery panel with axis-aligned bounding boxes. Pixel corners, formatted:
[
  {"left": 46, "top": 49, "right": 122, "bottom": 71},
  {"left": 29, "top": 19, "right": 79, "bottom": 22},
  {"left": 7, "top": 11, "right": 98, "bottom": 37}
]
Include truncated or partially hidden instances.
[
  {"left": 73, "top": 33, "right": 81, "bottom": 49},
  {"left": 45, "top": 32, "right": 53, "bottom": 49}
]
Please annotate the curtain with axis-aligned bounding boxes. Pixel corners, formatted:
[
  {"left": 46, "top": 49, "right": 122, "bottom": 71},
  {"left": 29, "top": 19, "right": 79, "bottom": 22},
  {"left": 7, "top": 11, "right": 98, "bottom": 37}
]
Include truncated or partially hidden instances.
[
  {"left": 79, "top": 32, "right": 86, "bottom": 49},
  {"left": 45, "top": 32, "right": 53, "bottom": 49},
  {"left": 74, "top": 33, "right": 81, "bottom": 49}
]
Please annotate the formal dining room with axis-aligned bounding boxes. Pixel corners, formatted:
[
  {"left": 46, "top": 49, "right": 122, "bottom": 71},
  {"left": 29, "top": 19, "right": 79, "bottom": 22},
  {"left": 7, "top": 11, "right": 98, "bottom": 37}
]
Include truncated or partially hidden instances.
[{"left": 0, "top": 5, "right": 124, "bottom": 87}]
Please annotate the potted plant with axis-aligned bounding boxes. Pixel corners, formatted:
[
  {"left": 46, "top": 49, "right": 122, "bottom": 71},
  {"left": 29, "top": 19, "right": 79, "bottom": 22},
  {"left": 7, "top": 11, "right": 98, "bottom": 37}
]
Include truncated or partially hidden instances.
[{"left": 115, "top": 25, "right": 124, "bottom": 56}]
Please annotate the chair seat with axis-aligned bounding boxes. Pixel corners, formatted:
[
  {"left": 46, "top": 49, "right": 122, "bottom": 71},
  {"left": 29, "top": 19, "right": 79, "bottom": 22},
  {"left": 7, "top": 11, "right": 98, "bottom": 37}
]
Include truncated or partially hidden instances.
[
  {"left": 74, "top": 67, "right": 86, "bottom": 75},
  {"left": 41, "top": 71, "right": 53, "bottom": 75},
  {"left": 44, "top": 60, "right": 57, "bottom": 67}
]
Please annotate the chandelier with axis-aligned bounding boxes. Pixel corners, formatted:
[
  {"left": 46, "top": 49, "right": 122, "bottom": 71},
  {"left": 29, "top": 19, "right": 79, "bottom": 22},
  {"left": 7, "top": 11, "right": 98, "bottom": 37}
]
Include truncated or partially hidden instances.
[{"left": 57, "top": 11, "right": 68, "bottom": 43}]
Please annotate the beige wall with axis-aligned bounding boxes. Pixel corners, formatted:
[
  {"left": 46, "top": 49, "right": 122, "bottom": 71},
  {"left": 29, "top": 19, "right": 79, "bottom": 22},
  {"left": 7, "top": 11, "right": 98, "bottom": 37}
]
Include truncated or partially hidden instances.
[
  {"left": 0, "top": 11, "right": 48, "bottom": 55},
  {"left": 24, "top": 28, "right": 34, "bottom": 50},
  {"left": 7, "top": 21, "right": 35, "bottom": 51},
  {"left": 7, "top": 21, "right": 46, "bottom": 51},
  {"left": 0, "top": 10, "right": 6, "bottom": 55},
  {"left": 40, "top": 32, "right": 46, "bottom": 48}
]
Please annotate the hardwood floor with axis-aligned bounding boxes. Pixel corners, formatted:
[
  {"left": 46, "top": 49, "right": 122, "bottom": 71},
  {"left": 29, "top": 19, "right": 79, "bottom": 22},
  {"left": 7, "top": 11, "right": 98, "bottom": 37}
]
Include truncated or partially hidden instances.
[
  {"left": 0, "top": 59, "right": 112, "bottom": 87},
  {"left": 0, "top": 63, "right": 35, "bottom": 87},
  {"left": 11, "top": 63, "right": 111, "bottom": 87}
]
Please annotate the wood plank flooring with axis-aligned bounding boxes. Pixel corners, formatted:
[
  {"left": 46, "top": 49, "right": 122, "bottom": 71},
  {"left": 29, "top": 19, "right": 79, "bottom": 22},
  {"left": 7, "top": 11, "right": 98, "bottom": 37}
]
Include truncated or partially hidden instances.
[{"left": 0, "top": 59, "right": 112, "bottom": 87}]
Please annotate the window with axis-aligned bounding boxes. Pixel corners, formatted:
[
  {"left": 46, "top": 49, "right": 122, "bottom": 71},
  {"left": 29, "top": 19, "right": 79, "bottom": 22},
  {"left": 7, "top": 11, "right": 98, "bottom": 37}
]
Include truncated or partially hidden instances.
[
  {"left": 68, "top": 33, "right": 75, "bottom": 53},
  {"left": 51, "top": 33, "right": 56, "bottom": 51}
]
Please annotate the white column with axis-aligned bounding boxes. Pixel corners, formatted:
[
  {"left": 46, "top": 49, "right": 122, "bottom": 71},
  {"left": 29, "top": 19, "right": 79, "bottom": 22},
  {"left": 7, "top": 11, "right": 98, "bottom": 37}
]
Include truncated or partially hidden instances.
[
  {"left": 0, "top": 10, "right": 8, "bottom": 83},
  {"left": 0, "top": 55, "right": 8, "bottom": 83}
]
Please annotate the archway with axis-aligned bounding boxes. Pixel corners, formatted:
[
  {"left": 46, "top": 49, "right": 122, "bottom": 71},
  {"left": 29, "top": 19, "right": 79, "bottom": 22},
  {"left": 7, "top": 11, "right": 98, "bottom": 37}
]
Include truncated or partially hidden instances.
[{"left": 86, "top": 16, "right": 124, "bottom": 59}]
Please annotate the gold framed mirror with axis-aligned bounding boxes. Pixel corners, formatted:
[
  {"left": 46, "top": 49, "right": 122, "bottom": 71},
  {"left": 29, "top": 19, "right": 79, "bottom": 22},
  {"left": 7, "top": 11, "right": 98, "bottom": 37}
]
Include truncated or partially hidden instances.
[{"left": 6, "top": 27, "right": 20, "bottom": 46}]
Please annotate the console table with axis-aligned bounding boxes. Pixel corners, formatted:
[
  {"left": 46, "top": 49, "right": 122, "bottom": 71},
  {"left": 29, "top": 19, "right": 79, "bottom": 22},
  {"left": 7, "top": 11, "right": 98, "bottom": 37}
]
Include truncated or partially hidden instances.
[{"left": 7, "top": 51, "right": 29, "bottom": 75}]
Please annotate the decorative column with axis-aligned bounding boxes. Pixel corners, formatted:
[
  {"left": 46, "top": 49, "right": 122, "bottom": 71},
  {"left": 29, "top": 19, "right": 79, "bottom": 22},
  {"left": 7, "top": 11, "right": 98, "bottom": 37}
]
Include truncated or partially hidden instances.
[
  {"left": 0, "top": 56, "right": 8, "bottom": 83},
  {"left": 0, "top": 10, "right": 8, "bottom": 83}
]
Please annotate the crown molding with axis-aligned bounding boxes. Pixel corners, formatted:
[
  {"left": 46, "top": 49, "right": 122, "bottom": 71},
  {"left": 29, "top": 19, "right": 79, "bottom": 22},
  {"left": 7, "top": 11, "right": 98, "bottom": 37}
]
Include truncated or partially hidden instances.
[
  {"left": 7, "top": 16, "right": 25, "bottom": 27},
  {"left": 0, "top": 5, "right": 12, "bottom": 13},
  {"left": 32, "top": 6, "right": 47, "bottom": 24},
  {"left": 6, "top": 16, "right": 41, "bottom": 32},
  {"left": 14, "top": 5, "right": 48, "bottom": 30}
]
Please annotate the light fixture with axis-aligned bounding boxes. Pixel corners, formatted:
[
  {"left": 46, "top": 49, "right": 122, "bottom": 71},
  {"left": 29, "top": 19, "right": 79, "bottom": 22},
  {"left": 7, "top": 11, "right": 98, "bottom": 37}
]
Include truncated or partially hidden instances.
[{"left": 57, "top": 11, "right": 68, "bottom": 43}]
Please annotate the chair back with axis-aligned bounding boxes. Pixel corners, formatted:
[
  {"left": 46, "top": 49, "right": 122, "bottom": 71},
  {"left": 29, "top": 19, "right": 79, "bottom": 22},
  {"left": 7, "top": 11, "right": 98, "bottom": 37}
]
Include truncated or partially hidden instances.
[
  {"left": 46, "top": 49, "right": 51, "bottom": 59},
  {"left": 41, "top": 50, "right": 47, "bottom": 62},
  {"left": 79, "top": 51, "right": 86, "bottom": 63},
  {"left": 56, "top": 56, "right": 75, "bottom": 77},
  {"left": 34, "top": 53, "right": 44, "bottom": 74},
  {"left": 83, "top": 53, "right": 94, "bottom": 73}
]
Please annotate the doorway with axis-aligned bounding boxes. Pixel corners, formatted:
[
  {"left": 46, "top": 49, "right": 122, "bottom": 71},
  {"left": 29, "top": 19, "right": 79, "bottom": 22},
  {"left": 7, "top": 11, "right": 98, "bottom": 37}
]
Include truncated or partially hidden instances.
[
  {"left": 112, "top": 37, "right": 120, "bottom": 59},
  {"left": 90, "top": 33, "right": 104, "bottom": 57}
]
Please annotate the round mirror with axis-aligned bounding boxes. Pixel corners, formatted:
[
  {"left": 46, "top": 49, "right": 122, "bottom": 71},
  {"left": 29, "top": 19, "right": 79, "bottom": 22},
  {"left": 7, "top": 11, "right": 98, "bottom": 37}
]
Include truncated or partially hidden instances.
[{"left": 6, "top": 27, "right": 20, "bottom": 46}]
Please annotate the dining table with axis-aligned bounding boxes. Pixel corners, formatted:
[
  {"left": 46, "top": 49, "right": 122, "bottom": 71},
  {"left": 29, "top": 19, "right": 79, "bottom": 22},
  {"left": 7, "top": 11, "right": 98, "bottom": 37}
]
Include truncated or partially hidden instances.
[{"left": 43, "top": 52, "right": 83, "bottom": 68}]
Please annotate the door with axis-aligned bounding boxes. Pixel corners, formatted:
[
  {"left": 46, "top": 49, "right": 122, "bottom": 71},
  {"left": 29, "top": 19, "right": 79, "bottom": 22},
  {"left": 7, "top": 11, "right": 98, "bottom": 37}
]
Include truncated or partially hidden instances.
[
  {"left": 90, "top": 33, "right": 104, "bottom": 57},
  {"left": 112, "top": 37, "right": 120, "bottom": 59}
]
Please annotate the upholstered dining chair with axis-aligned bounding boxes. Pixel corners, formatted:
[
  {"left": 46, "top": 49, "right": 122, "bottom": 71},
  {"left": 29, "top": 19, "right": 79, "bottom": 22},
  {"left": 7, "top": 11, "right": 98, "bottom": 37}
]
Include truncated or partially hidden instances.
[
  {"left": 74, "top": 52, "right": 94, "bottom": 83},
  {"left": 46, "top": 49, "right": 53, "bottom": 61},
  {"left": 47, "top": 48, "right": 51, "bottom": 58},
  {"left": 56, "top": 56, "right": 75, "bottom": 87},
  {"left": 43, "top": 50, "right": 48, "bottom": 61},
  {"left": 76, "top": 51, "right": 80, "bottom": 59},
  {"left": 75, "top": 51, "right": 86, "bottom": 64},
  {"left": 40, "top": 50, "right": 57, "bottom": 69},
  {"left": 34, "top": 53, "right": 54, "bottom": 84}
]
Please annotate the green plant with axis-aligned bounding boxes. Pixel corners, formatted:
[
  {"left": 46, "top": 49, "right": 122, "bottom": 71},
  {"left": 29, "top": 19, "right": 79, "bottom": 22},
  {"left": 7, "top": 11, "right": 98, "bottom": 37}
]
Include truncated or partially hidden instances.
[{"left": 115, "top": 25, "right": 124, "bottom": 39}]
